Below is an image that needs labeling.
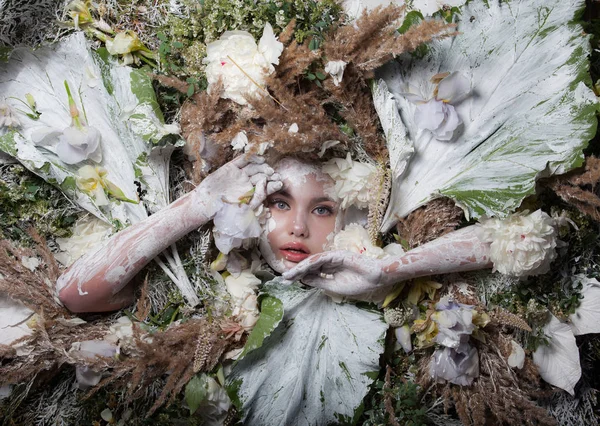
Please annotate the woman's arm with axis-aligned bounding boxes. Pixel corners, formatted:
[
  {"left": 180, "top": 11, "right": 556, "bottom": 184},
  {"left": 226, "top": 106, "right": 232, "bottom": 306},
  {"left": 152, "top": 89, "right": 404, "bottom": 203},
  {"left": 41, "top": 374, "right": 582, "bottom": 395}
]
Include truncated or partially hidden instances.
[
  {"left": 282, "top": 226, "right": 492, "bottom": 298},
  {"left": 58, "top": 155, "right": 280, "bottom": 313}
]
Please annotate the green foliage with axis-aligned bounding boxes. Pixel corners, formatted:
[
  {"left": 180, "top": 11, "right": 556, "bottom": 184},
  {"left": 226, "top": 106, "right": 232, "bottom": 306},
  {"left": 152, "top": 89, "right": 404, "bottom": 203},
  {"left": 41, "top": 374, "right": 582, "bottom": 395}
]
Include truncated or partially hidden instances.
[
  {"left": 0, "top": 165, "right": 78, "bottom": 243},
  {"left": 361, "top": 376, "right": 427, "bottom": 426},
  {"left": 239, "top": 295, "right": 283, "bottom": 358},
  {"left": 185, "top": 374, "right": 209, "bottom": 415}
]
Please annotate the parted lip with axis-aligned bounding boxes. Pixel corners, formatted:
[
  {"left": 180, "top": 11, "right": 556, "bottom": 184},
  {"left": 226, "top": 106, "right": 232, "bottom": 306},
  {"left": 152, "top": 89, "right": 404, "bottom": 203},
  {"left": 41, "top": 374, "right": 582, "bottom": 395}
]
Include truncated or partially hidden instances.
[{"left": 280, "top": 242, "right": 310, "bottom": 254}]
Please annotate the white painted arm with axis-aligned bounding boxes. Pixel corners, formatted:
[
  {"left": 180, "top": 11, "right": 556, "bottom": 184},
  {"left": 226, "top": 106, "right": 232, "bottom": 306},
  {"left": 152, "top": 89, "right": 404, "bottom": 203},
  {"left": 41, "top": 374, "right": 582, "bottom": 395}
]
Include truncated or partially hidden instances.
[
  {"left": 58, "top": 155, "right": 281, "bottom": 313},
  {"left": 282, "top": 226, "right": 492, "bottom": 299}
]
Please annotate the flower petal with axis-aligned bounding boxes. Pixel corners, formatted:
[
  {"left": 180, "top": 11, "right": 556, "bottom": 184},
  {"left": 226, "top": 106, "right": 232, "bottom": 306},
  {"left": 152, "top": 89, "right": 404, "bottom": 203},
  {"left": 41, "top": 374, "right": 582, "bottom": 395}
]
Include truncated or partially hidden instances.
[
  {"left": 532, "top": 314, "right": 581, "bottom": 395},
  {"left": 436, "top": 71, "right": 470, "bottom": 103},
  {"left": 414, "top": 99, "right": 445, "bottom": 131},
  {"left": 56, "top": 139, "right": 88, "bottom": 164},
  {"left": 569, "top": 275, "right": 600, "bottom": 335},
  {"left": 258, "top": 23, "right": 284, "bottom": 65}
]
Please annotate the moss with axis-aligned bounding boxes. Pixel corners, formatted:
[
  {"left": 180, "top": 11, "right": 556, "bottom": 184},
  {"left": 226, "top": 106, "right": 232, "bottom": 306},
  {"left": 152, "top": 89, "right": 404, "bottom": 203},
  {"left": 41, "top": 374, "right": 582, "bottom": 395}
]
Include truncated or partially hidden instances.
[{"left": 0, "top": 165, "right": 79, "bottom": 243}]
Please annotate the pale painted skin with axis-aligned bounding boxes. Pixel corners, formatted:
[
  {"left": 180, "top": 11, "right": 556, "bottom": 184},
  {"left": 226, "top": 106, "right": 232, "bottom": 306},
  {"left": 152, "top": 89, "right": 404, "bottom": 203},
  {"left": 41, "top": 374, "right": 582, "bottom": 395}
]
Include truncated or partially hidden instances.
[{"left": 259, "top": 158, "right": 339, "bottom": 273}]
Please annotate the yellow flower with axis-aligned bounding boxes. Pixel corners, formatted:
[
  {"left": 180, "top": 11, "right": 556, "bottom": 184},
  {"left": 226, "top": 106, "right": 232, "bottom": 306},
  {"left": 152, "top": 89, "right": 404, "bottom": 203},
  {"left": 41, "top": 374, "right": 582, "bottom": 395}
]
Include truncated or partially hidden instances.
[
  {"left": 413, "top": 317, "right": 438, "bottom": 348},
  {"left": 406, "top": 279, "right": 443, "bottom": 305},
  {"left": 76, "top": 165, "right": 109, "bottom": 206},
  {"left": 76, "top": 165, "right": 137, "bottom": 206}
]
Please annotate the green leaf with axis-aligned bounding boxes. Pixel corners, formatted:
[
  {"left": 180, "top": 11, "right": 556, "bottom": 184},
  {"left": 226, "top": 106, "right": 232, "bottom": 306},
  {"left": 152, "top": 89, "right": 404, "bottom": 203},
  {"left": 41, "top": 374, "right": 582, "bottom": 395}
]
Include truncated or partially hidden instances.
[
  {"left": 157, "top": 32, "right": 168, "bottom": 42},
  {"left": 239, "top": 296, "right": 284, "bottom": 358},
  {"left": 172, "top": 41, "right": 184, "bottom": 49},
  {"left": 229, "top": 278, "right": 387, "bottom": 425},
  {"left": 315, "top": 71, "right": 327, "bottom": 80},
  {"left": 185, "top": 374, "right": 208, "bottom": 415},
  {"left": 0, "top": 131, "right": 17, "bottom": 156},
  {"left": 397, "top": 10, "right": 424, "bottom": 34},
  {"left": 306, "top": 73, "right": 316, "bottom": 80},
  {"left": 379, "top": 0, "right": 599, "bottom": 229},
  {"left": 308, "top": 38, "right": 320, "bottom": 50},
  {"left": 186, "top": 84, "right": 195, "bottom": 97}
]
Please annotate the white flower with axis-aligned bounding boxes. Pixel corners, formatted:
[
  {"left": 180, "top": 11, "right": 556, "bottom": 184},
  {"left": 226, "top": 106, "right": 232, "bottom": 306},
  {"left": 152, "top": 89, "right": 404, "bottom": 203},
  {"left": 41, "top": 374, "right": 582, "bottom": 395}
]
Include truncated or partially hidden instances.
[
  {"left": 404, "top": 72, "right": 470, "bottom": 141},
  {"left": 21, "top": 256, "right": 40, "bottom": 271},
  {"left": 231, "top": 131, "right": 249, "bottom": 152},
  {"left": 331, "top": 223, "right": 385, "bottom": 258},
  {"left": 55, "top": 215, "right": 113, "bottom": 265},
  {"left": 71, "top": 340, "right": 118, "bottom": 389},
  {"left": 203, "top": 23, "right": 283, "bottom": 105},
  {"left": 288, "top": 123, "right": 299, "bottom": 133},
  {"left": 475, "top": 209, "right": 558, "bottom": 277},
  {"left": 430, "top": 345, "right": 479, "bottom": 386},
  {"left": 224, "top": 270, "right": 261, "bottom": 301},
  {"left": 507, "top": 340, "right": 525, "bottom": 369},
  {"left": 0, "top": 103, "right": 21, "bottom": 128},
  {"left": 431, "top": 297, "right": 474, "bottom": 351},
  {"left": 414, "top": 99, "right": 461, "bottom": 141},
  {"left": 56, "top": 125, "right": 103, "bottom": 164},
  {"left": 213, "top": 203, "right": 263, "bottom": 254},
  {"left": 324, "top": 60, "right": 348, "bottom": 86},
  {"left": 75, "top": 165, "right": 110, "bottom": 206},
  {"left": 322, "top": 153, "right": 377, "bottom": 209},
  {"left": 106, "top": 30, "right": 148, "bottom": 56},
  {"left": 394, "top": 325, "right": 412, "bottom": 353},
  {"left": 533, "top": 314, "right": 581, "bottom": 395},
  {"left": 225, "top": 270, "right": 261, "bottom": 331}
]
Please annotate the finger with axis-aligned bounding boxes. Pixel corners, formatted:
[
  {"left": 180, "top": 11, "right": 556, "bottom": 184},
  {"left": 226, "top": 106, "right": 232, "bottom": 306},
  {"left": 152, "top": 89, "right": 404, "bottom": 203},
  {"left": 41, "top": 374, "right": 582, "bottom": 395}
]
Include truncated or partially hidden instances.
[
  {"left": 250, "top": 173, "right": 266, "bottom": 185},
  {"left": 232, "top": 153, "right": 265, "bottom": 169},
  {"left": 243, "top": 163, "right": 274, "bottom": 177},
  {"left": 282, "top": 253, "right": 337, "bottom": 280},
  {"left": 249, "top": 177, "right": 267, "bottom": 210},
  {"left": 266, "top": 180, "right": 283, "bottom": 195}
]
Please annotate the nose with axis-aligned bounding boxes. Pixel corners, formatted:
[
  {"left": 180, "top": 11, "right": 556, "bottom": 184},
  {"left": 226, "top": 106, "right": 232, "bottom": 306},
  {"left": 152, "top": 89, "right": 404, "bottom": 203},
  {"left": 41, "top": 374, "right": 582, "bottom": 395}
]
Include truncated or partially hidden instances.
[{"left": 290, "top": 211, "right": 309, "bottom": 237}]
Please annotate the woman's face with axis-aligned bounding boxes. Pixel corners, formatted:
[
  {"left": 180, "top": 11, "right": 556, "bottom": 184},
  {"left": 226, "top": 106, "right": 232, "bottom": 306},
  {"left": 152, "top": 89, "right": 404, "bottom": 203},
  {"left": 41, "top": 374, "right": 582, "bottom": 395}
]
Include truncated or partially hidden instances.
[{"left": 259, "top": 158, "right": 339, "bottom": 273}]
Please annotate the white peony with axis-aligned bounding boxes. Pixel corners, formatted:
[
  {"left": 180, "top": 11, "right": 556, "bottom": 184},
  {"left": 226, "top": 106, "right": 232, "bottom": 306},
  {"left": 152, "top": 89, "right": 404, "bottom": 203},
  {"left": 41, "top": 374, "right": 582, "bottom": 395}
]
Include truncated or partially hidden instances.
[
  {"left": 322, "top": 153, "right": 377, "bottom": 209},
  {"left": 331, "top": 223, "right": 385, "bottom": 258},
  {"left": 475, "top": 209, "right": 558, "bottom": 277},
  {"left": 324, "top": 60, "right": 348, "bottom": 86},
  {"left": 55, "top": 215, "right": 113, "bottom": 266},
  {"left": 203, "top": 23, "right": 283, "bottom": 105}
]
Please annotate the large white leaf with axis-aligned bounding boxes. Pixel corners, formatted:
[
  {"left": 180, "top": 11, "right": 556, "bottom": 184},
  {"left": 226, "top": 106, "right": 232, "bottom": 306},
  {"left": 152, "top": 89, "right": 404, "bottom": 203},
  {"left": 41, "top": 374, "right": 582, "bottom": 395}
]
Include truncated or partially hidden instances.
[
  {"left": 228, "top": 279, "right": 387, "bottom": 425},
  {"left": 533, "top": 314, "right": 581, "bottom": 395},
  {"left": 378, "top": 0, "right": 598, "bottom": 230},
  {"left": 570, "top": 275, "right": 600, "bottom": 336}
]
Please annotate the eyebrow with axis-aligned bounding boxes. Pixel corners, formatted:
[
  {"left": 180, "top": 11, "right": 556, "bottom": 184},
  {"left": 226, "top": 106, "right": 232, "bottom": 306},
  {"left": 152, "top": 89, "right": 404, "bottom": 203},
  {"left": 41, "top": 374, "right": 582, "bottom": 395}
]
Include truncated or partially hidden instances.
[{"left": 272, "top": 189, "right": 337, "bottom": 204}]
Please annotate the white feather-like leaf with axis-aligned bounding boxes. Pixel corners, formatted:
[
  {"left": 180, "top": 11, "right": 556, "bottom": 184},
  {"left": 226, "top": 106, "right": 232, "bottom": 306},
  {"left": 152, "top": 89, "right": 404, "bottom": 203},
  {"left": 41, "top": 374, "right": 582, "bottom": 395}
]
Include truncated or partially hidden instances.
[
  {"left": 533, "top": 314, "right": 581, "bottom": 395},
  {"left": 378, "top": 0, "right": 598, "bottom": 230}
]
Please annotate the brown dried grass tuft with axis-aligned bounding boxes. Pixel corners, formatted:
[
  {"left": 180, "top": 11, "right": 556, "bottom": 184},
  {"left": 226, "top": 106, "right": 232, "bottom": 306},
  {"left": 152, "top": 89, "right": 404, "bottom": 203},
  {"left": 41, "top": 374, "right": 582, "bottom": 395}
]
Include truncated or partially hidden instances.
[
  {"left": 324, "top": 5, "right": 455, "bottom": 78},
  {"left": 0, "top": 229, "right": 68, "bottom": 319},
  {"left": 396, "top": 198, "right": 464, "bottom": 249},
  {"left": 548, "top": 156, "right": 600, "bottom": 221}
]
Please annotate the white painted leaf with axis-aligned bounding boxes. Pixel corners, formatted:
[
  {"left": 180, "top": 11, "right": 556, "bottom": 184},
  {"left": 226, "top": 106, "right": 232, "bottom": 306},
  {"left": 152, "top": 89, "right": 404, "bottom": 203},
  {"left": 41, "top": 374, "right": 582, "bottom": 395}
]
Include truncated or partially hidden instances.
[
  {"left": 0, "top": 33, "right": 178, "bottom": 224},
  {"left": 533, "top": 314, "right": 581, "bottom": 395},
  {"left": 228, "top": 279, "right": 387, "bottom": 425},
  {"left": 378, "top": 0, "right": 598, "bottom": 229},
  {"left": 570, "top": 275, "right": 600, "bottom": 336},
  {"left": 372, "top": 79, "right": 413, "bottom": 180}
]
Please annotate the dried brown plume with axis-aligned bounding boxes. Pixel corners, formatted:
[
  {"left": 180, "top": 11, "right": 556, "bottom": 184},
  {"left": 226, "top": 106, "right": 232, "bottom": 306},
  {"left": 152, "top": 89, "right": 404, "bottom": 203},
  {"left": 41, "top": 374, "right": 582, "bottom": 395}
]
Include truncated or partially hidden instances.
[
  {"left": 396, "top": 197, "right": 464, "bottom": 249},
  {"left": 548, "top": 155, "right": 600, "bottom": 221}
]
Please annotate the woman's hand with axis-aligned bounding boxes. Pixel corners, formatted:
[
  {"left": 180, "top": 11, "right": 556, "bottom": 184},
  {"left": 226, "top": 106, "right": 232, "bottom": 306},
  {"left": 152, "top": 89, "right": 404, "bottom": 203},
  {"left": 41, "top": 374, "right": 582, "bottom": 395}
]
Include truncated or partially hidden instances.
[
  {"left": 282, "top": 250, "right": 390, "bottom": 298},
  {"left": 197, "top": 154, "right": 282, "bottom": 218}
]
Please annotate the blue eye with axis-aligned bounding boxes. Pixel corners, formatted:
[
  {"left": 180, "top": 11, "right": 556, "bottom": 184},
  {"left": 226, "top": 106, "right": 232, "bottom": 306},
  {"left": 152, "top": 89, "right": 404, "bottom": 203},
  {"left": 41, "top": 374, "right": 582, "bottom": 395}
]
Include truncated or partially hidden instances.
[
  {"left": 313, "top": 206, "right": 333, "bottom": 216},
  {"left": 269, "top": 199, "right": 290, "bottom": 210}
]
